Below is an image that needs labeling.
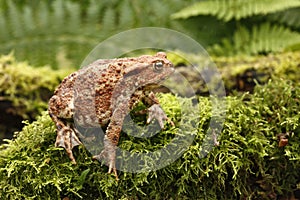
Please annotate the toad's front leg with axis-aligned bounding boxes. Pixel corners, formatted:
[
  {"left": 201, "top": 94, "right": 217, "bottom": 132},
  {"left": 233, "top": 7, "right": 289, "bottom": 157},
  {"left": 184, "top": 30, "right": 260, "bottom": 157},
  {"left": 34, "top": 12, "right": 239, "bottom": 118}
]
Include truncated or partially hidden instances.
[
  {"left": 147, "top": 104, "right": 174, "bottom": 128},
  {"left": 144, "top": 91, "right": 175, "bottom": 129},
  {"left": 49, "top": 113, "right": 82, "bottom": 164},
  {"left": 93, "top": 107, "right": 126, "bottom": 181}
]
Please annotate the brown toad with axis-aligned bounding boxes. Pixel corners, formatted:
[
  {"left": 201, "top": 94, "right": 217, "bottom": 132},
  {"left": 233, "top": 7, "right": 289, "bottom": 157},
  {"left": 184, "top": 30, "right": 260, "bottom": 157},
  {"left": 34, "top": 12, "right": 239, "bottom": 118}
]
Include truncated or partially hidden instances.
[{"left": 48, "top": 52, "right": 174, "bottom": 180}]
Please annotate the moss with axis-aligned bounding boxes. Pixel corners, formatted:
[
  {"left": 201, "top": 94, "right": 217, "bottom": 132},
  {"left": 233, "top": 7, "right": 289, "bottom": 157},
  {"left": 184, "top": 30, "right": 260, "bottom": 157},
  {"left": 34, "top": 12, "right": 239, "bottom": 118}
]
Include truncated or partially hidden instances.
[
  {"left": 0, "top": 78, "right": 299, "bottom": 199},
  {"left": 0, "top": 53, "right": 72, "bottom": 139},
  {"left": 172, "top": 51, "right": 300, "bottom": 94},
  {"left": 0, "top": 53, "right": 71, "bottom": 118},
  {"left": 214, "top": 51, "right": 300, "bottom": 92}
]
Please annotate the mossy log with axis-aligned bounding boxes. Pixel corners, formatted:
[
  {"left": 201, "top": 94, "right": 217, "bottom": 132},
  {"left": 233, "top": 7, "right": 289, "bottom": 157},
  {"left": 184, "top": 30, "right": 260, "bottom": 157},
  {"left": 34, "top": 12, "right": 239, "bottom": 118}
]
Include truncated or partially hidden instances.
[
  {"left": 0, "top": 78, "right": 299, "bottom": 199},
  {"left": 215, "top": 51, "right": 300, "bottom": 92},
  {"left": 173, "top": 51, "right": 300, "bottom": 95}
]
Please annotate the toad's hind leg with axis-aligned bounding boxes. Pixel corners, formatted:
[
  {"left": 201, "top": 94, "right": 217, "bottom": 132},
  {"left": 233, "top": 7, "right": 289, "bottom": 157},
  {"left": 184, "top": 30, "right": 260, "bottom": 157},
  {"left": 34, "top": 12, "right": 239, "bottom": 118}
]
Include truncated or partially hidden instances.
[{"left": 49, "top": 113, "right": 82, "bottom": 164}]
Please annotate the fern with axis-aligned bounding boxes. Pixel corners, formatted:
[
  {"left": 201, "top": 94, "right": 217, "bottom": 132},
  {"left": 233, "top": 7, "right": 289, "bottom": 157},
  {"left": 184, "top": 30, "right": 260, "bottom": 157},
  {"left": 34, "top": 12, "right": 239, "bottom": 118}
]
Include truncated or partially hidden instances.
[
  {"left": 117, "top": 0, "right": 135, "bottom": 28},
  {"left": 172, "top": 0, "right": 300, "bottom": 21},
  {"left": 268, "top": 7, "right": 300, "bottom": 28},
  {"left": 0, "top": 0, "right": 192, "bottom": 68},
  {"left": 7, "top": 0, "right": 23, "bottom": 38},
  {"left": 0, "top": 0, "right": 101, "bottom": 68},
  {"left": 101, "top": 7, "right": 116, "bottom": 30},
  {"left": 209, "top": 23, "right": 300, "bottom": 56}
]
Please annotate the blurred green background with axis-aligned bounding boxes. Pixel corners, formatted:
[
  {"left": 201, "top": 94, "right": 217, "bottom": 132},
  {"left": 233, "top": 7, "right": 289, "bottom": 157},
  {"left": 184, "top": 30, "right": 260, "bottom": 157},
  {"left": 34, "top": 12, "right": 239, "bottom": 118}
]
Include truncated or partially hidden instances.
[{"left": 1, "top": 0, "right": 299, "bottom": 69}]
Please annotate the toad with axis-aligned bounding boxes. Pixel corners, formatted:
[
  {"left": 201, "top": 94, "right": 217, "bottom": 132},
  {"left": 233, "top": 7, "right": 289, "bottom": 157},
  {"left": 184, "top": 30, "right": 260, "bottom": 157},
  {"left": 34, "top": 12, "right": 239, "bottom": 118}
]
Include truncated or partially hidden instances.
[{"left": 48, "top": 52, "right": 174, "bottom": 180}]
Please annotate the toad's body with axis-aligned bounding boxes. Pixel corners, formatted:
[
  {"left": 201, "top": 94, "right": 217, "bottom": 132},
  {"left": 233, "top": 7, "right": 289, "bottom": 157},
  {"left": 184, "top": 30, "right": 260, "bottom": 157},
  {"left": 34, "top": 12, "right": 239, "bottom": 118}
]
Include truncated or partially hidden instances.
[{"left": 48, "top": 52, "right": 174, "bottom": 179}]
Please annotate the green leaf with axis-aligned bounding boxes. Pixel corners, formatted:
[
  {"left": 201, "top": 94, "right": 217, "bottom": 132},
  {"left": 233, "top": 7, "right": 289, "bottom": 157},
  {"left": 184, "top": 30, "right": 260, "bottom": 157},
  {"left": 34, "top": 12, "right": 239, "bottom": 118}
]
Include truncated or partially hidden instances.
[
  {"left": 268, "top": 7, "right": 300, "bottom": 28},
  {"left": 172, "top": 0, "right": 300, "bottom": 21},
  {"left": 209, "top": 23, "right": 300, "bottom": 56},
  {"left": 76, "top": 169, "right": 90, "bottom": 189}
]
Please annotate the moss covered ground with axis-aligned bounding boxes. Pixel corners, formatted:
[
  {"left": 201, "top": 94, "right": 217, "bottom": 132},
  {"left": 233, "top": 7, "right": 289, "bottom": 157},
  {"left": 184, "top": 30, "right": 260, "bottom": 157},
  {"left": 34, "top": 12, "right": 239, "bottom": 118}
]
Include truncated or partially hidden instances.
[{"left": 0, "top": 77, "right": 299, "bottom": 199}]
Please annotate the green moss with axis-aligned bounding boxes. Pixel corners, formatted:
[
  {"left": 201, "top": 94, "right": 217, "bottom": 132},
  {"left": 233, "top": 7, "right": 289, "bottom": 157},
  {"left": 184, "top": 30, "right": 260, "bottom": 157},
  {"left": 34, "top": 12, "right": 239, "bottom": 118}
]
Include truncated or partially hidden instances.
[
  {"left": 0, "top": 78, "right": 299, "bottom": 199},
  {"left": 171, "top": 51, "right": 300, "bottom": 94},
  {"left": 0, "top": 53, "right": 73, "bottom": 139},
  {"left": 215, "top": 51, "right": 300, "bottom": 92},
  {"left": 0, "top": 53, "right": 71, "bottom": 118}
]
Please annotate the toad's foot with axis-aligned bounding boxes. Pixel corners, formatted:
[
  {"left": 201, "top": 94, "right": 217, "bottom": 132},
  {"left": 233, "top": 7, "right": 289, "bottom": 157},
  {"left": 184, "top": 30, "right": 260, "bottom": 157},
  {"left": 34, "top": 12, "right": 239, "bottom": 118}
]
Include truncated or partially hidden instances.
[
  {"left": 55, "top": 124, "right": 82, "bottom": 164},
  {"left": 147, "top": 104, "right": 175, "bottom": 129},
  {"left": 93, "top": 135, "right": 118, "bottom": 180}
]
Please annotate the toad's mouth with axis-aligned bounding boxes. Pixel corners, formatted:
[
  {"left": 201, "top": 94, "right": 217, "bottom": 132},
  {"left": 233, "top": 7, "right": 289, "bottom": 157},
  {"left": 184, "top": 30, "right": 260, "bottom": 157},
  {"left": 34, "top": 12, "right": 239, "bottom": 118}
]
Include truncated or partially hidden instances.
[
  {"left": 143, "top": 83, "right": 161, "bottom": 90},
  {"left": 142, "top": 84, "right": 172, "bottom": 94}
]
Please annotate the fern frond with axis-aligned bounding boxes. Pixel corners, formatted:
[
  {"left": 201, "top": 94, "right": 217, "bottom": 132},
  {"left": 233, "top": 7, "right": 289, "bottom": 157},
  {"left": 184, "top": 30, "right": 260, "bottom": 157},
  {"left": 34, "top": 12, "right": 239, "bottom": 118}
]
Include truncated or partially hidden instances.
[
  {"left": 209, "top": 23, "right": 300, "bottom": 56},
  {"left": 7, "top": 0, "right": 23, "bottom": 37},
  {"left": 101, "top": 7, "right": 116, "bottom": 30},
  {"left": 0, "top": 11, "right": 9, "bottom": 40},
  {"left": 23, "top": 6, "right": 36, "bottom": 34},
  {"left": 51, "top": 0, "right": 66, "bottom": 33},
  {"left": 172, "top": 0, "right": 300, "bottom": 21},
  {"left": 118, "top": 0, "right": 134, "bottom": 28},
  {"left": 0, "top": 0, "right": 103, "bottom": 68},
  {"left": 85, "top": 1, "right": 101, "bottom": 25},
  {"left": 268, "top": 7, "right": 300, "bottom": 28},
  {"left": 0, "top": 0, "right": 197, "bottom": 68},
  {"left": 64, "top": 0, "right": 81, "bottom": 33},
  {"left": 36, "top": 1, "right": 50, "bottom": 34}
]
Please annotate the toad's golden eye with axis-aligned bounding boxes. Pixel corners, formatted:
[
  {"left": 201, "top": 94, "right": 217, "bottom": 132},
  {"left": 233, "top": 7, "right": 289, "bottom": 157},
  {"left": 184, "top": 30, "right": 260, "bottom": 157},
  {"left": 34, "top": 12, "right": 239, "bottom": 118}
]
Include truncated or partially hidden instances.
[{"left": 153, "top": 61, "right": 163, "bottom": 72}]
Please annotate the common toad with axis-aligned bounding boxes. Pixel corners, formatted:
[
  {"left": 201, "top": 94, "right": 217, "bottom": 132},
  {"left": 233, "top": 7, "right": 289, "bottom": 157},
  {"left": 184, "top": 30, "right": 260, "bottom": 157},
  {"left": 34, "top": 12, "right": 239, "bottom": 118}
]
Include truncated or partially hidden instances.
[{"left": 48, "top": 52, "right": 174, "bottom": 180}]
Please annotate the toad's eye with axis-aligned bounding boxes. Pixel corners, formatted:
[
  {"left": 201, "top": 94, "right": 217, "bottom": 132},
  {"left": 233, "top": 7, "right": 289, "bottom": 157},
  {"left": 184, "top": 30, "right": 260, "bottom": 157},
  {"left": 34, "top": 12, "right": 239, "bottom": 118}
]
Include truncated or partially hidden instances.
[{"left": 153, "top": 61, "right": 164, "bottom": 72}]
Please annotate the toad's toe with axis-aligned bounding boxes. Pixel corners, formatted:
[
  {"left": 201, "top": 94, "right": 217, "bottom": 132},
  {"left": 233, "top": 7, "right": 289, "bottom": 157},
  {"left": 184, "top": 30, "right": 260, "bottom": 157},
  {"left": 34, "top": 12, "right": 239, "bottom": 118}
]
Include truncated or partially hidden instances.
[
  {"left": 55, "top": 126, "right": 82, "bottom": 164},
  {"left": 147, "top": 104, "right": 174, "bottom": 129},
  {"left": 93, "top": 135, "right": 118, "bottom": 180}
]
